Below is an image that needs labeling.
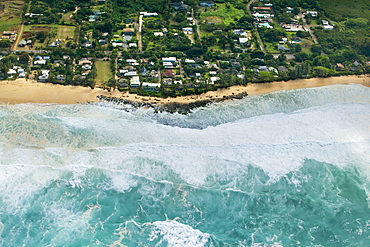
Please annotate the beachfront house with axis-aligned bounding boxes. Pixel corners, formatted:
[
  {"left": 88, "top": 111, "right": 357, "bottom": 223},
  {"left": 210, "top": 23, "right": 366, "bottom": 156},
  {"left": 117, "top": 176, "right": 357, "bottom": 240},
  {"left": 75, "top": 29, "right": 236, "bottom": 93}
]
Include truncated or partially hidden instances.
[
  {"left": 142, "top": 82, "right": 160, "bottom": 91},
  {"left": 130, "top": 76, "right": 141, "bottom": 88}
]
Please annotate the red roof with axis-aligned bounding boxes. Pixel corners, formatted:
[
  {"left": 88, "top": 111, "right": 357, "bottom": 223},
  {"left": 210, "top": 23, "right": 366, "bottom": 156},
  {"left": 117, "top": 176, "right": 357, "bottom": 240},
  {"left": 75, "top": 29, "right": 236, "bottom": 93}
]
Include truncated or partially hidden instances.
[
  {"left": 162, "top": 69, "right": 175, "bottom": 77},
  {"left": 253, "top": 7, "right": 271, "bottom": 10}
]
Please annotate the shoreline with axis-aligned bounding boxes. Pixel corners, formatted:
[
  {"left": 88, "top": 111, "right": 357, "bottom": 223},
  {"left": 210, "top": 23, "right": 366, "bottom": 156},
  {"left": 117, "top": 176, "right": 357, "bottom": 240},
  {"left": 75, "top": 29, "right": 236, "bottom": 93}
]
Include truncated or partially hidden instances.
[{"left": 0, "top": 75, "right": 369, "bottom": 109}]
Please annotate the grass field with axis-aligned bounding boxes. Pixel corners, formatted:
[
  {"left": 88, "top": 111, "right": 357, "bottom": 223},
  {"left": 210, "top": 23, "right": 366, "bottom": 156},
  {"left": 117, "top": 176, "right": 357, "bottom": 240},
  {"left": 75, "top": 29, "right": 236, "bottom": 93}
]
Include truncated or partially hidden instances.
[
  {"left": 0, "top": 0, "right": 24, "bottom": 32},
  {"left": 200, "top": 3, "right": 245, "bottom": 25},
  {"left": 95, "top": 61, "right": 113, "bottom": 86},
  {"left": 56, "top": 25, "right": 76, "bottom": 40}
]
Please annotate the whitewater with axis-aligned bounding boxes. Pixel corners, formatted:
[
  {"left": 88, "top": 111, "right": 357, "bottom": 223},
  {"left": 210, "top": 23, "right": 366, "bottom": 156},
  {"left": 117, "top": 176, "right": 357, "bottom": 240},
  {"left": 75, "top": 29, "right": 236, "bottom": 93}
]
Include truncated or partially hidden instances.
[{"left": 0, "top": 84, "right": 369, "bottom": 246}]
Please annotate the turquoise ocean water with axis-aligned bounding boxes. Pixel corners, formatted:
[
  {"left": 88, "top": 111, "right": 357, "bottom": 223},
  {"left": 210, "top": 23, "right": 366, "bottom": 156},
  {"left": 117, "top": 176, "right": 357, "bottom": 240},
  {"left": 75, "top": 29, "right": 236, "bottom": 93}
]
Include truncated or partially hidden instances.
[{"left": 0, "top": 84, "right": 369, "bottom": 246}]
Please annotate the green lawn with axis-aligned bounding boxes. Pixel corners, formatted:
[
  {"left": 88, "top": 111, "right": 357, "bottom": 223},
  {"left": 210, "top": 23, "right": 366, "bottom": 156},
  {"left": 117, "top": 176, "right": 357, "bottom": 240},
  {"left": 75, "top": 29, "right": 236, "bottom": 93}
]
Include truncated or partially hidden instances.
[
  {"left": 95, "top": 61, "right": 113, "bottom": 86},
  {"left": 200, "top": 3, "right": 245, "bottom": 25},
  {"left": 56, "top": 25, "right": 76, "bottom": 40}
]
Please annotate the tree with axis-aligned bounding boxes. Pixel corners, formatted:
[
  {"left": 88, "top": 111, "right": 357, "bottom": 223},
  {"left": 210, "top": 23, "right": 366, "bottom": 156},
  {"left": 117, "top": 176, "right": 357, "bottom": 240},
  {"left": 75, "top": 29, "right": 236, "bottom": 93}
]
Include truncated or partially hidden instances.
[
  {"left": 0, "top": 39, "right": 11, "bottom": 48},
  {"left": 106, "top": 78, "right": 117, "bottom": 90},
  {"left": 19, "top": 53, "right": 30, "bottom": 64},
  {"left": 294, "top": 44, "right": 302, "bottom": 53},
  {"left": 36, "top": 31, "right": 46, "bottom": 42},
  {"left": 296, "top": 31, "right": 310, "bottom": 38},
  {"left": 311, "top": 44, "right": 323, "bottom": 55},
  {"left": 295, "top": 52, "right": 310, "bottom": 62}
]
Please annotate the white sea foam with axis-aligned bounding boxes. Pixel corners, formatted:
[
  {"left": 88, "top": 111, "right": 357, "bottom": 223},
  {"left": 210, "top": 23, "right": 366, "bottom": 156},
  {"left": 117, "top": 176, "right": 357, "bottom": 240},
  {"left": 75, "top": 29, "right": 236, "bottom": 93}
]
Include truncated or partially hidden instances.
[
  {"left": 149, "top": 220, "right": 210, "bottom": 246},
  {"left": 0, "top": 84, "right": 370, "bottom": 190},
  {"left": 0, "top": 165, "right": 62, "bottom": 213}
]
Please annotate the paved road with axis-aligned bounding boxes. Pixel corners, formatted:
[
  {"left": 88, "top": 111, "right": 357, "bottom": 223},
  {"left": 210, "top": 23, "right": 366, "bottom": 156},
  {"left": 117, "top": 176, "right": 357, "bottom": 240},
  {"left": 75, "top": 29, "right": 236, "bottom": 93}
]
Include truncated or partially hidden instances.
[{"left": 246, "top": 0, "right": 267, "bottom": 54}]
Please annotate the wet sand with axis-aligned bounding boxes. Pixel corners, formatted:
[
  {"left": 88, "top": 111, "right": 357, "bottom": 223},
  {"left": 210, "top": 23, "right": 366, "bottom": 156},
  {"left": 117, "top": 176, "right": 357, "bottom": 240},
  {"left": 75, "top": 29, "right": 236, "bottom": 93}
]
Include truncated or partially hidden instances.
[{"left": 0, "top": 75, "right": 369, "bottom": 105}]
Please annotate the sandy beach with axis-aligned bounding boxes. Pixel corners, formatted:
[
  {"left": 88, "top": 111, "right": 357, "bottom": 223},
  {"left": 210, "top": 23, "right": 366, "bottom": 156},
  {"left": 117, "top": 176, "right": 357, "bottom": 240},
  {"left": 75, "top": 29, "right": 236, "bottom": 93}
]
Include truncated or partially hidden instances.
[{"left": 0, "top": 75, "right": 369, "bottom": 105}]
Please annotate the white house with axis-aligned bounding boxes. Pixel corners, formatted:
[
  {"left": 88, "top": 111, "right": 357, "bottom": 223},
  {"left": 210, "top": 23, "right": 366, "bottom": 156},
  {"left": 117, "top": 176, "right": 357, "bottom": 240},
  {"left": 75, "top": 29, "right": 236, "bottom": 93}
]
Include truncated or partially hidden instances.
[
  {"left": 182, "top": 27, "right": 193, "bottom": 34},
  {"left": 130, "top": 76, "right": 141, "bottom": 87},
  {"left": 239, "top": 37, "right": 249, "bottom": 44},
  {"left": 125, "top": 71, "right": 138, "bottom": 77},
  {"left": 162, "top": 57, "right": 177, "bottom": 63},
  {"left": 142, "top": 82, "right": 160, "bottom": 90},
  {"left": 323, "top": 25, "right": 334, "bottom": 30}
]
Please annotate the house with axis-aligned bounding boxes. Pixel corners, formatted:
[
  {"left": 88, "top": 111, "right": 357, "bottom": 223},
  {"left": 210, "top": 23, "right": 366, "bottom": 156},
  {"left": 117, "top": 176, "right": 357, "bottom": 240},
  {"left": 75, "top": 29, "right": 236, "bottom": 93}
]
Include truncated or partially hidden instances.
[
  {"left": 258, "top": 66, "right": 269, "bottom": 72},
  {"left": 48, "top": 40, "right": 61, "bottom": 47},
  {"left": 19, "top": 40, "right": 27, "bottom": 47},
  {"left": 7, "top": 69, "right": 17, "bottom": 77},
  {"left": 112, "top": 42, "right": 123, "bottom": 47},
  {"left": 154, "top": 32, "right": 164, "bottom": 36},
  {"left": 124, "top": 71, "right": 138, "bottom": 77},
  {"left": 322, "top": 20, "right": 329, "bottom": 25},
  {"left": 56, "top": 74, "right": 66, "bottom": 81},
  {"left": 82, "top": 64, "right": 92, "bottom": 70},
  {"left": 162, "top": 57, "right": 177, "bottom": 68},
  {"left": 306, "top": 11, "right": 317, "bottom": 17},
  {"left": 277, "top": 45, "right": 290, "bottom": 52},
  {"left": 239, "top": 37, "right": 249, "bottom": 44},
  {"left": 162, "top": 69, "right": 175, "bottom": 77},
  {"left": 233, "top": 29, "right": 246, "bottom": 35},
  {"left": 98, "top": 39, "right": 107, "bottom": 45},
  {"left": 38, "top": 70, "right": 50, "bottom": 82},
  {"left": 78, "top": 58, "right": 92, "bottom": 66},
  {"left": 209, "top": 76, "right": 220, "bottom": 84},
  {"left": 119, "top": 79, "right": 129, "bottom": 89},
  {"left": 89, "top": 15, "right": 98, "bottom": 22},
  {"left": 200, "top": 1, "right": 215, "bottom": 7},
  {"left": 34, "top": 59, "right": 46, "bottom": 65},
  {"left": 323, "top": 25, "right": 334, "bottom": 30},
  {"left": 122, "top": 28, "right": 135, "bottom": 35},
  {"left": 129, "top": 43, "right": 137, "bottom": 48},
  {"left": 253, "top": 6, "right": 271, "bottom": 11},
  {"left": 170, "top": 2, "right": 189, "bottom": 11},
  {"left": 185, "top": 59, "right": 196, "bottom": 64},
  {"left": 335, "top": 63, "right": 345, "bottom": 71},
  {"left": 182, "top": 27, "right": 193, "bottom": 34},
  {"left": 53, "top": 60, "right": 65, "bottom": 66},
  {"left": 278, "top": 66, "right": 289, "bottom": 72},
  {"left": 141, "top": 12, "right": 158, "bottom": 17},
  {"left": 130, "top": 76, "right": 141, "bottom": 88},
  {"left": 163, "top": 78, "right": 173, "bottom": 85},
  {"left": 142, "top": 82, "right": 160, "bottom": 91},
  {"left": 126, "top": 59, "right": 139, "bottom": 66}
]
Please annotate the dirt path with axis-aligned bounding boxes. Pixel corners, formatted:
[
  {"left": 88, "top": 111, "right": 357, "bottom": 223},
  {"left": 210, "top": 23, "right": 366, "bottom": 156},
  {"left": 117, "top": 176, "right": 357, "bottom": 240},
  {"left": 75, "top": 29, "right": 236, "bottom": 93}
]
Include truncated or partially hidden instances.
[
  {"left": 299, "top": 11, "right": 319, "bottom": 44},
  {"left": 12, "top": 1, "right": 29, "bottom": 50},
  {"left": 137, "top": 15, "right": 143, "bottom": 52},
  {"left": 246, "top": 0, "right": 266, "bottom": 53}
]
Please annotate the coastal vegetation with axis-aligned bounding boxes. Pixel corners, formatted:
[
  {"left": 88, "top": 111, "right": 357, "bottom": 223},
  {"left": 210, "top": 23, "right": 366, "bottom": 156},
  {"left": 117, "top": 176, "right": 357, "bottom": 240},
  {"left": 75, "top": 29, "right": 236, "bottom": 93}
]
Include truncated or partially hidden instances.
[{"left": 1, "top": 0, "right": 370, "bottom": 97}]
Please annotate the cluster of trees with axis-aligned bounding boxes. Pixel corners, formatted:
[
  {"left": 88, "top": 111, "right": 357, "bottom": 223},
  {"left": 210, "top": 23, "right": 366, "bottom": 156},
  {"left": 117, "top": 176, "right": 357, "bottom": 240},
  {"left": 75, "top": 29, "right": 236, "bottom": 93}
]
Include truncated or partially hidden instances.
[{"left": 314, "top": 18, "right": 370, "bottom": 57}]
